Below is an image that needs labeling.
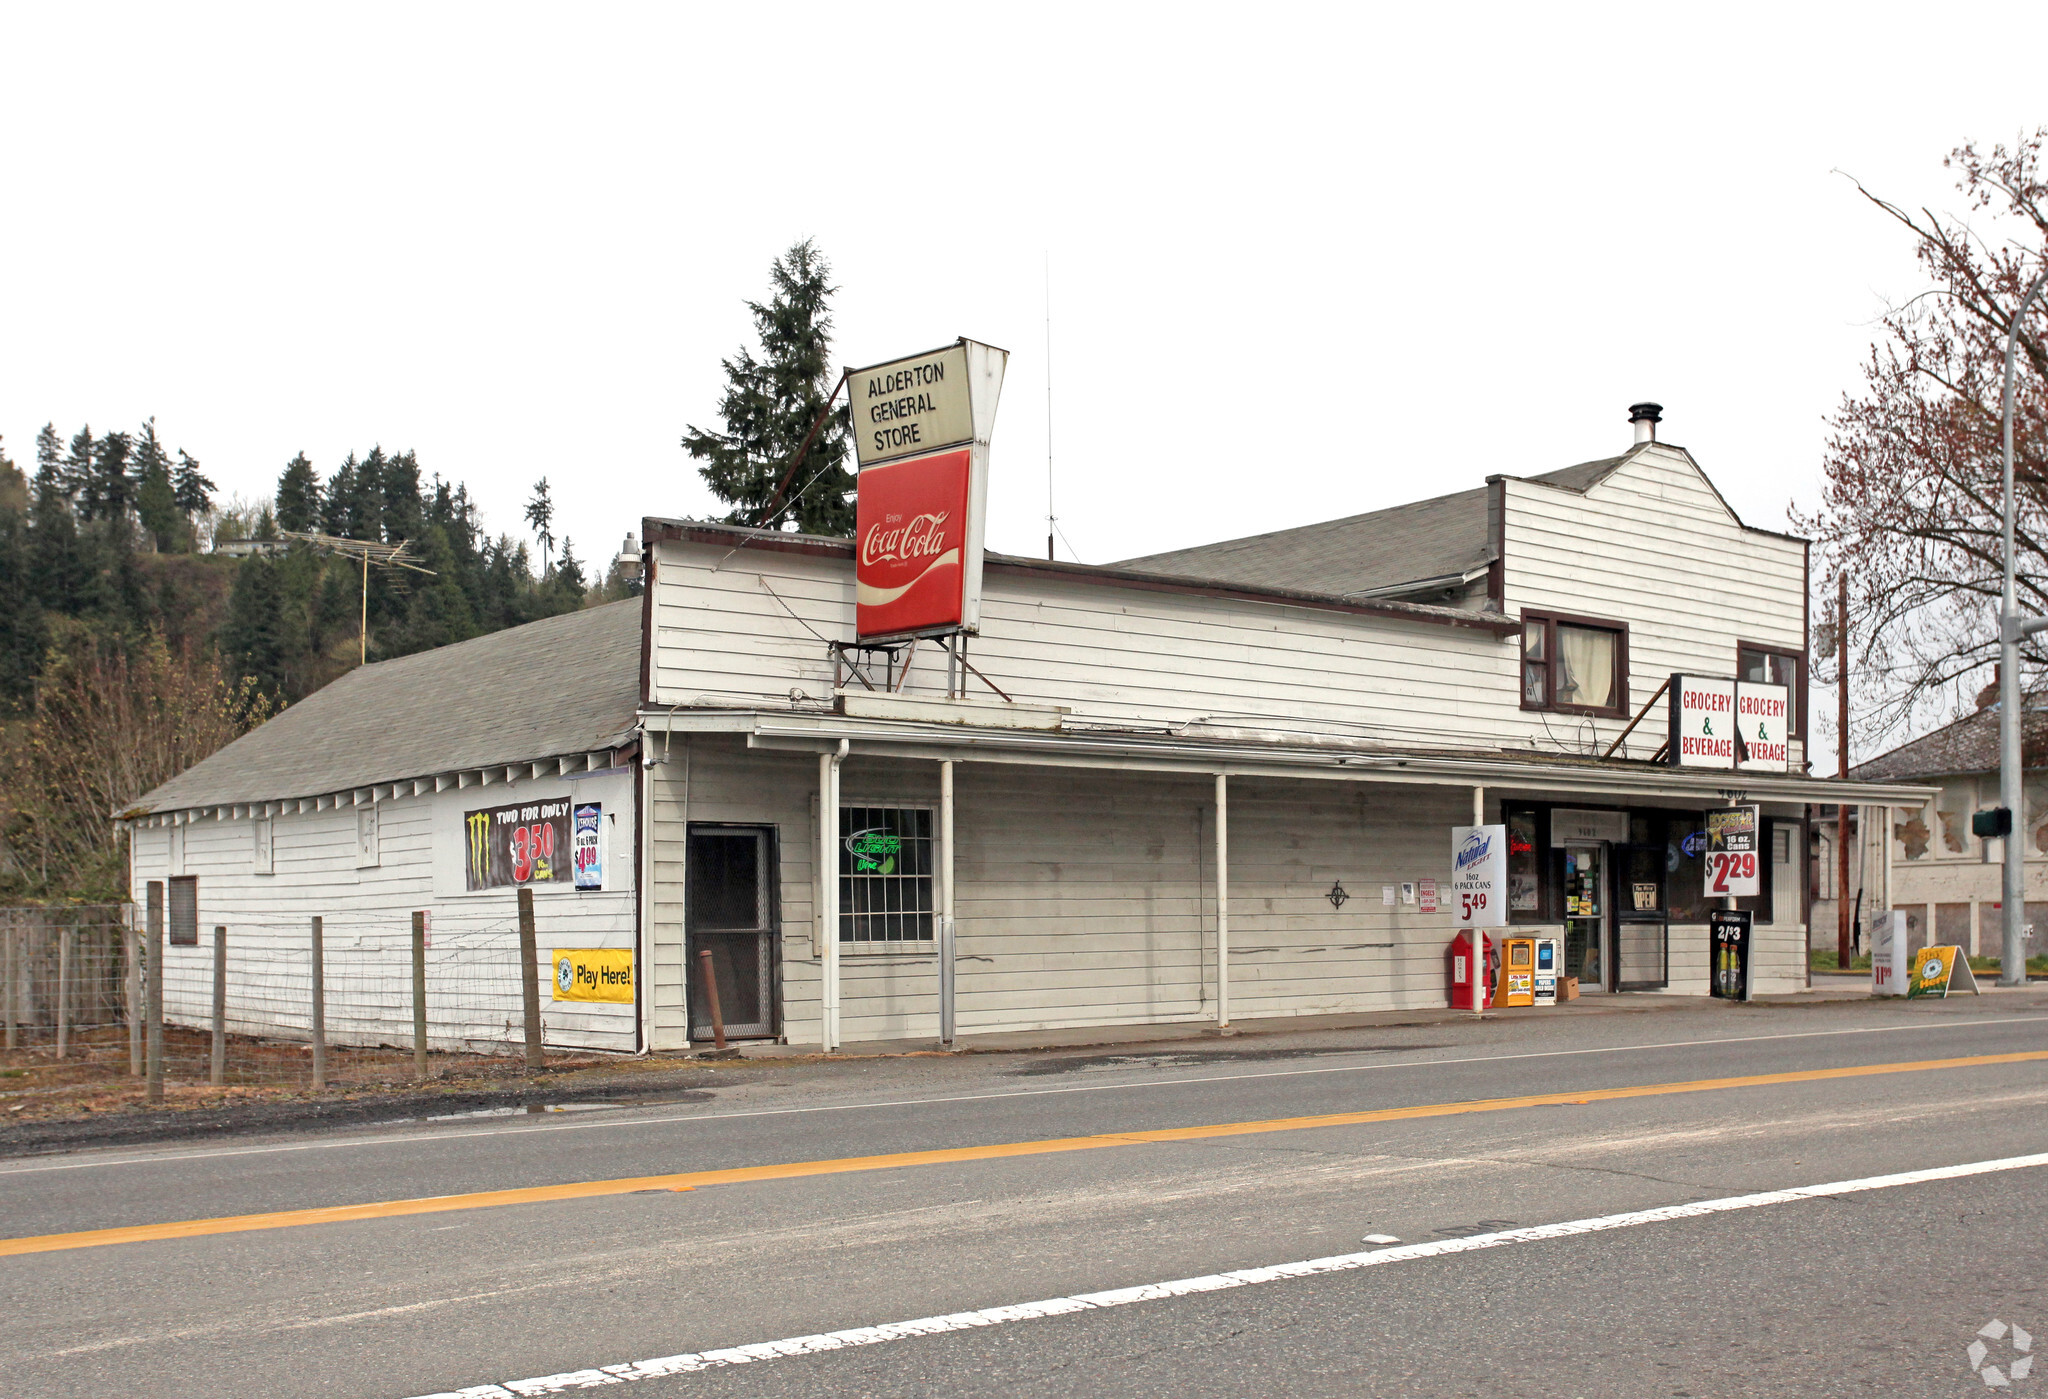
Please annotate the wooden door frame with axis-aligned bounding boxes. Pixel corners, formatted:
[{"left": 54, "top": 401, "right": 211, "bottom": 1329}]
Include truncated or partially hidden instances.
[{"left": 683, "top": 822, "right": 782, "bottom": 1040}]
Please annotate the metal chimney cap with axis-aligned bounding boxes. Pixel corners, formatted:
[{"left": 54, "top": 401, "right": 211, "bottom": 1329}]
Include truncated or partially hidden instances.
[{"left": 1627, "top": 402, "right": 1663, "bottom": 424}]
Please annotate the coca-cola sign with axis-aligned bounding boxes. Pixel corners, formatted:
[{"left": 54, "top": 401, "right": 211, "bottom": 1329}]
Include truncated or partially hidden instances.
[{"left": 856, "top": 448, "right": 971, "bottom": 637}]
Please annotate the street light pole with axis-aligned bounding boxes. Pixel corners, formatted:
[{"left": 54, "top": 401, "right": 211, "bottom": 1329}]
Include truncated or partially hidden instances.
[{"left": 1997, "top": 265, "right": 2048, "bottom": 988}]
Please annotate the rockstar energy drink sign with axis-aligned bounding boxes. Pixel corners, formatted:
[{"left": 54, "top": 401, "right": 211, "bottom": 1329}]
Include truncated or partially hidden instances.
[
  {"left": 464, "top": 799, "right": 573, "bottom": 891},
  {"left": 552, "top": 948, "right": 634, "bottom": 1002}
]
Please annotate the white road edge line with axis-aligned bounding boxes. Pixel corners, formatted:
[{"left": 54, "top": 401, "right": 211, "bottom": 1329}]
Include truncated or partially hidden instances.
[
  {"left": 403, "top": 1150, "right": 2048, "bottom": 1399},
  {"left": 7, "top": 1013, "right": 2044, "bottom": 1179}
]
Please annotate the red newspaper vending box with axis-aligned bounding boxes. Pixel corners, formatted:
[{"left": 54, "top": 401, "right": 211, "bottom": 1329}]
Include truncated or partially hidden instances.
[{"left": 1447, "top": 930, "right": 1497, "bottom": 1010}]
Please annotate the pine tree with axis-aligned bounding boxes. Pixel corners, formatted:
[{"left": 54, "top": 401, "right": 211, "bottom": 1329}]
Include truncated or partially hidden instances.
[
  {"left": 275, "top": 453, "right": 321, "bottom": 533},
  {"left": 381, "top": 449, "right": 424, "bottom": 545},
  {"left": 173, "top": 450, "right": 215, "bottom": 525},
  {"left": 91, "top": 431, "right": 135, "bottom": 525},
  {"left": 0, "top": 485, "right": 44, "bottom": 713},
  {"left": 66, "top": 428, "right": 98, "bottom": 520},
  {"left": 28, "top": 431, "right": 86, "bottom": 614},
  {"left": 134, "top": 420, "right": 179, "bottom": 551},
  {"left": 219, "top": 554, "right": 289, "bottom": 696},
  {"left": 525, "top": 478, "right": 555, "bottom": 574},
  {"left": 682, "top": 238, "right": 854, "bottom": 536}
]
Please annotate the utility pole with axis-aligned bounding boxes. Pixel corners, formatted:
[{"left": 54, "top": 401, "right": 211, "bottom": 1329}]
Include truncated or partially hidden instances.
[
  {"left": 1837, "top": 571, "right": 1852, "bottom": 970},
  {"left": 1996, "top": 266, "right": 2048, "bottom": 988}
]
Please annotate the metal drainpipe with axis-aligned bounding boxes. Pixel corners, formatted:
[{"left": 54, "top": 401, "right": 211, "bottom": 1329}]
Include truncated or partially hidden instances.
[
  {"left": 939, "top": 759, "right": 956, "bottom": 1048},
  {"left": 1216, "top": 773, "right": 1229, "bottom": 1031},
  {"left": 821, "top": 740, "right": 849, "bottom": 1052}
]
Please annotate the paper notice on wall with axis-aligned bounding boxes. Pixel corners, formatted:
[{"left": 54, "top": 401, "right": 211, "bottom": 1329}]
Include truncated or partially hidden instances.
[
  {"left": 1382, "top": 885, "right": 1397, "bottom": 906},
  {"left": 1418, "top": 879, "right": 1439, "bottom": 914}
]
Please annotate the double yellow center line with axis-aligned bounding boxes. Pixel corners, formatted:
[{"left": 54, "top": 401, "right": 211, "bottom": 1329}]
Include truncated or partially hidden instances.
[{"left": 4, "top": 1049, "right": 2042, "bottom": 1258}]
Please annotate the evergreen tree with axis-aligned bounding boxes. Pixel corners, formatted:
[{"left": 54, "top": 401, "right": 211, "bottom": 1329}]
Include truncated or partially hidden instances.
[
  {"left": 0, "top": 491, "right": 45, "bottom": 713},
  {"left": 134, "top": 420, "right": 179, "bottom": 551},
  {"left": 66, "top": 428, "right": 98, "bottom": 520},
  {"left": 525, "top": 478, "right": 554, "bottom": 574},
  {"left": 682, "top": 239, "right": 853, "bottom": 536},
  {"left": 28, "top": 432, "right": 86, "bottom": 614},
  {"left": 275, "top": 453, "right": 321, "bottom": 533},
  {"left": 219, "top": 553, "right": 290, "bottom": 696},
  {"left": 381, "top": 449, "right": 424, "bottom": 545},
  {"left": 546, "top": 537, "right": 586, "bottom": 611},
  {"left": 173, "top": 450, "right": 215, "bottom": 524},
  {"left": 91, "top": 430, "right": 135, "bottom": 525}
]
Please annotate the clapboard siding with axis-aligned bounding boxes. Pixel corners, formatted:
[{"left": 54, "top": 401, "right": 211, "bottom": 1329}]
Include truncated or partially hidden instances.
[
  {"left": 129, "top": 771, "right": 636, "bottom": 1052},
  {"left": 1503, "top": 447, "right": 1808, "bottom": 765}
]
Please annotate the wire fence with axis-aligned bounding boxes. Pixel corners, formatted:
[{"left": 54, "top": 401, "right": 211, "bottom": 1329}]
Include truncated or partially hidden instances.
[{"left": 0, "top": 902, "right": 599, "bottom": 1092}]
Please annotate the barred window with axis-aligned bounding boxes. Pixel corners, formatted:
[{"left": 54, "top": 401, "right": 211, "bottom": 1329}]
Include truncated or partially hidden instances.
[{"left": 839, "top": 806, "right": 934, "bottom": 942}]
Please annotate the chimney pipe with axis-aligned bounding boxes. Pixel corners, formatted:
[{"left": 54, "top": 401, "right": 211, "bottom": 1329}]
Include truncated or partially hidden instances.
[{"left": 1628, "top": 402, "right": 1663, "bottom": 446}]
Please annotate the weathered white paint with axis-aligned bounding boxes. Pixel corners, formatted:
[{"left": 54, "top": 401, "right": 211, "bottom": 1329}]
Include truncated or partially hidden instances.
[{"left": 128, "top": 772, "right": 637, "bottom": 1052}]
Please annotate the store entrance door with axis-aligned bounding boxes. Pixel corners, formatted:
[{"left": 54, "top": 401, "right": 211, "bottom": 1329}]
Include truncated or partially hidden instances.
[
  {"left": 1562, "top": 842, "right": 1609, "bottom": 993},
  {"left": 684, "top": 825, "right": 779, "bottom": 1040}
]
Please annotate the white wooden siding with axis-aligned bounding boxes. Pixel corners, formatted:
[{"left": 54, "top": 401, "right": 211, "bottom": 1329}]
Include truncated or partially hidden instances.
[
  {"left": 1503, "top": 447, "right": 1808, "bottom": 765},
  {"left": 128, "top": 770, "right": 636, "bottom": 1052}
]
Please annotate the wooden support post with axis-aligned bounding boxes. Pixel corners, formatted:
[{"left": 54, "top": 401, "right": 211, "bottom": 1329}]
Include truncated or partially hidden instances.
[
  {"left": 210, "top": 926, "right": 227, "bottom": 1085},
  {"left": 2, "top": 920, "right": 15, "bottom": 1052},
  {"left": 126, "top": 919, "right": 142, "bottom": 1077},
  {"left": 146, "top": 881, "right": 165, "bottom": 1104},
  {"left": 517, "top": 886, "right": 544, "bottom": 1070},
  {"left": 56, "top": 924, "right": 71, "bottom": 1059},
  {"left": 1837, "top": 571, "right": 1853, "bottom": 970},
  {"left": 696, "top": 949, "right": 727, "bottom": 1050},
  {"left": 1215, "top": 773, "right": 1230, "bottom": 1031},
  {"left": 412, "top": 910, "right": 428, "bottom": 1079},
  {"left": 310, "top": 916, "right": 327, "bottom": 1089}
]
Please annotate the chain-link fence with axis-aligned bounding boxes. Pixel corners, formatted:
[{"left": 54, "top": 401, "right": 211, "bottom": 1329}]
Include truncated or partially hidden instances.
[{"left": 0, "top": 900, "right": 599, "bottom": 1094}]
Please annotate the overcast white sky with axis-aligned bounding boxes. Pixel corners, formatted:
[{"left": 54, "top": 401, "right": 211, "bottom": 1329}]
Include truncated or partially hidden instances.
[{"left": 4, "top": 4, "right": 2046, "bottom": 761}]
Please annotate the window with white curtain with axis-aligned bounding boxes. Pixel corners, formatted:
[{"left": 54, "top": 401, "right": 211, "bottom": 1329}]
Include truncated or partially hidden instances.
[{"left": 1520, "top": 613, "right": 1626, "bottom": 716}]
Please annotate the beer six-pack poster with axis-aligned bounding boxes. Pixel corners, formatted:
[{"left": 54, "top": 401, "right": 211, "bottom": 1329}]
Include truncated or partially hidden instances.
[{"left": 464, "top": 799, "right": 574, "bottom": 891}]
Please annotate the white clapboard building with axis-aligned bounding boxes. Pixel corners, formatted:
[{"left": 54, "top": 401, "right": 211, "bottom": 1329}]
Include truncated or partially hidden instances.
[{"left": 124, "top": 404, "right": 1931, "bottom": 1052}]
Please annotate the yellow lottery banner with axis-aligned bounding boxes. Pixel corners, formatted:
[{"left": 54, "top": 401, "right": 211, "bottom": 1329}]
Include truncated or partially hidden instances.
[
  {"left": 552, "top": 948, "right": 635, "bottom": 1003},
  {"left": 1905, "top": 945, "right": 1979, "bottom": 999}
]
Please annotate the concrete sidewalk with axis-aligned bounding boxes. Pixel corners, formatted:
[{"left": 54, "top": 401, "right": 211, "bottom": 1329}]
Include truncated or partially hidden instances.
[{"left": 717, "top": 980, "right": 1908, "bottom": 1059}]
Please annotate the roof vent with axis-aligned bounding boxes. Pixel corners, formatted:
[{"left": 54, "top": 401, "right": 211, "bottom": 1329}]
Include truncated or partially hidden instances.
[{"left": 1629, "top": 402, "right": 1663, "bottom": 446}]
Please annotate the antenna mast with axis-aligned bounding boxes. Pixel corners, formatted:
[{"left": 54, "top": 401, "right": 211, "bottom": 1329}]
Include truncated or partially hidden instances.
[
  {"left": 1045, "top": 253, "right": 1055, "bottom": 561},
  {"left": 278, "top": 530, "right": 437, "bottom": 666}
]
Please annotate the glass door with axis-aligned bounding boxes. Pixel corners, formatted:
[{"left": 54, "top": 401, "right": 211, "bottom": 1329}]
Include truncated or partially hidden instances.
[
  {"left": 685, "top": 826, "right": 779, "bottom": 1039},
  {"left": 1562, "top": 842, "right": 1608, "bottom": 992}
]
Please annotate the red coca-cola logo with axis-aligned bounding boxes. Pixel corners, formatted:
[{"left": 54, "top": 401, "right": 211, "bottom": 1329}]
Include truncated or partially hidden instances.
[
  {"left": 855, "top": 448, "right": 972, "bottom": 638},
  {"left": 860, "top": 511, "right": 952, "bottom": 568}
]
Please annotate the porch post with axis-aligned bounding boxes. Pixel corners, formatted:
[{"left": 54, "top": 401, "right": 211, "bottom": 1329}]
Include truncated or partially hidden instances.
[
  {"left": 1216, "top": 772, "right": 1229, "bottom": 1030},
  {"left": 939, "top": 759, "right": 956, "bottom": 1048},
  {"left": 1472, "top": 785, "right": 1485, "bottom": 1018},
  {"left": 820, "top": 743, "right": 847, "bottom": 1052}
]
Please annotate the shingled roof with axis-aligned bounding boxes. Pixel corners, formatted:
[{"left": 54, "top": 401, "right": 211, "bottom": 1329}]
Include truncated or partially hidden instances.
[
  {"left": 1113, "top": 453, "right": 1631, "bottom": 597},
  {"left": 1851, "top": 703, "right": 2048, "bottom": 783},
  {"left": 122, "top": 599, "right": 643, "bottom": 817}
]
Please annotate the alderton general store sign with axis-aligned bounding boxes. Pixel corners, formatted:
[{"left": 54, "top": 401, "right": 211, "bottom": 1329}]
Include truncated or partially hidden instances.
[{"left": 1666, "top": 673, "right": 1789, "bottom": 773}]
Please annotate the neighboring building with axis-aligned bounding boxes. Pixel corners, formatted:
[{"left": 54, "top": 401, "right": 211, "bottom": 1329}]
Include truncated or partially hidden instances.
[
  {"left": 124, "top": 406, "right": 1933, "bottom": 1052},
  {"left": 1809, "top": 703, "right": 2048, "bottom": 956},
  {"left": 120, "top": 602, "right": 642, "bottom": 1051}
]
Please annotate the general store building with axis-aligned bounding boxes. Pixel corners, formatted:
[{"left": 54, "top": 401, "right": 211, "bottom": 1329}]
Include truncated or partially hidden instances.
[{"left": 124, "top": 406, "right": 1933, "bottom": 1052}]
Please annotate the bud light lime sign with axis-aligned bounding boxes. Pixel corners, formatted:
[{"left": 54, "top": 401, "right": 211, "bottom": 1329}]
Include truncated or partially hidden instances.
[{"left": 572, "top": 803, "right": 603, "bottom": 891}]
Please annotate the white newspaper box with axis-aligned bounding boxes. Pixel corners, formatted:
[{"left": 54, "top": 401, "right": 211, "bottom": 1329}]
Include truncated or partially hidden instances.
[{"left": 1869, "top": 910, "right": 1908, "bottom": 996}]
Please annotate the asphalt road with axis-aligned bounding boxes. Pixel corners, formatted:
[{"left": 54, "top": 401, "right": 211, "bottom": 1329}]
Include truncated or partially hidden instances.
[{"left": 1, "top": 993, "right": 2044, "bottom": 1399}]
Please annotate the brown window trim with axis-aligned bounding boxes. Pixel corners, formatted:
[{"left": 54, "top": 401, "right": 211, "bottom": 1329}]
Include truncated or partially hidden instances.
[
  {"left": 1736, "top": 640, "right": 1806, "bottom": 741},
  {"left": 1519, "top": 610, "right": 1631, "bottom": 718}
]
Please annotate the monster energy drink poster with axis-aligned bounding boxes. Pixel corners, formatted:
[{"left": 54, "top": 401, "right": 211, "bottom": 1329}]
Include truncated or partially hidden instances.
[{"left": 464, "top": 798, "right": 573, "bottom": 891}]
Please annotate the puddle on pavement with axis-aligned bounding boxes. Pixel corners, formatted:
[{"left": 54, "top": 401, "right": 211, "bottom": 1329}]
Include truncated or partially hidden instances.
[{"left": 422, "top": 1102, "right": 625, "bottom": 1121}]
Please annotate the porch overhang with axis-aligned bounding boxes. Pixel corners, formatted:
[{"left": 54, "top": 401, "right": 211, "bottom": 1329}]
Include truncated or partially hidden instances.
[{"left": 639, "top": 709, "right": 1938, "bottom": 808}]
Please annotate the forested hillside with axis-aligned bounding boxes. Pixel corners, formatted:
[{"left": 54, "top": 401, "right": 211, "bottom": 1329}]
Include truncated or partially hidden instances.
[{"left": 0, "top": 425, "right": 635, "bottom": 903}]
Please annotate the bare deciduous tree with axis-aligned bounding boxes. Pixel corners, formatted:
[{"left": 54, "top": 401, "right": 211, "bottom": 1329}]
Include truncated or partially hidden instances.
[{"left": 1797, "top": 132, "right": 2048, "bottom": 747}]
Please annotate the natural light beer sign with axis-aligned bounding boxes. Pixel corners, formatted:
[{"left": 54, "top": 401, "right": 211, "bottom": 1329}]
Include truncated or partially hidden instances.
[{"left": 851, "top": 339, "right": 1008, "bottom": 639}]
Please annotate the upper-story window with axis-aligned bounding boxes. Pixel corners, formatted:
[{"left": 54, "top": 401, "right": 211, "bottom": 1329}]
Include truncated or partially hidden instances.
[
  {"left": 1738, "top": 644, "right": 1802, "bottom": 739},
  {"left": 1521, "top": 613, "right": 1628, "bottom": 716}
]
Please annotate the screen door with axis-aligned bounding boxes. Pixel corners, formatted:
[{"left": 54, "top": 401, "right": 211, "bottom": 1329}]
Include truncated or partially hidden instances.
[{"left": 685, "top": 826, "right": 778, "bottom": 1040}]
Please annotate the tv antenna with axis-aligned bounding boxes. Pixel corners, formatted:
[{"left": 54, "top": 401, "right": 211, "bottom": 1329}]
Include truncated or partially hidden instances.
[
  {"left": 1045, "top": 252, "right": 1056, "bottom": 561},
  {"left": 278, "top": 530, "right": 437, "bottom": 666}
]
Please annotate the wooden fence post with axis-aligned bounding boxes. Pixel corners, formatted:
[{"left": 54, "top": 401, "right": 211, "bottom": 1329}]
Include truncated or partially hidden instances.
[
  {"left": 146, "top": 881, "right": 165, "bottom": 1104},
  {"left": 412, "top": 911, "right": 428, "bottom": 1079},
  {"left": 517, "top": 887, "right": 544, "bottom": 1070},
  {"left": 2, "top": 917, "right": 15, "bottom": 1053},
  {"left": 126, "top": 916, "right": 142, "bottom": 1077},
  {"left": 210, "top": 926, "right": 227, "bottom": 1086},
  {"left": 310, "top": 916, "right": 326, "bottom": 1089},
  {"left": 56, "top": 923, "right": 71, "bottom": 1059}
]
